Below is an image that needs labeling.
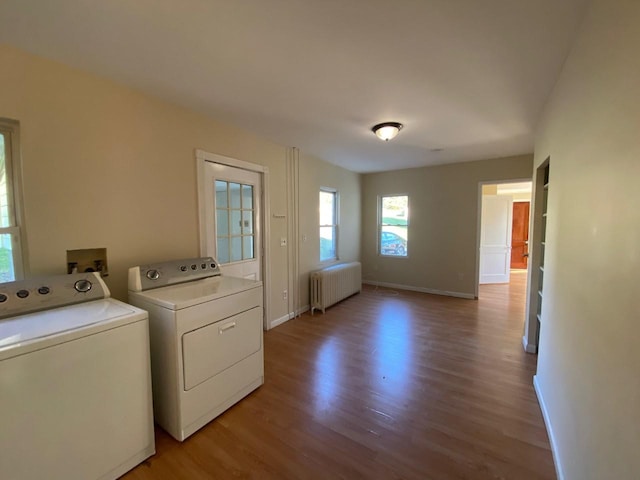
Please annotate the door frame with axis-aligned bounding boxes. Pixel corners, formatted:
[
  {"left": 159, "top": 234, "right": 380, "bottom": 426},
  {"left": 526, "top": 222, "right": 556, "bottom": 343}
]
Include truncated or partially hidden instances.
[
  {"left": 474, "top": 178, "right": 532, "bottom": 299},
  {"left": 196, "top": 149, "right": 271, "bottom": 330}
]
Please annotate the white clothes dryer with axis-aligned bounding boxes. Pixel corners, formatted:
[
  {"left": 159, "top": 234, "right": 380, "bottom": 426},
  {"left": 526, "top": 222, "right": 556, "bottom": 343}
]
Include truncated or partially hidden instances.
[
  {"left": 128, "top": 257, "right": 263, "bottom": 441},
  {"left": 0, "top": 272, "right": 155, "bottom": 480}
]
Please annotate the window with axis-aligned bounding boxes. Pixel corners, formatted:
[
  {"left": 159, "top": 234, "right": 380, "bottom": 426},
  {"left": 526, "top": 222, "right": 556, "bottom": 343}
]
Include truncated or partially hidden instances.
[
  {"left": 319, "top": 189, "right": 338, "bottom": 262},
  {"left": 215, "top": 180, "right": 255, "bottom": 264},
  {"left": 0, "top": 120, "right": 26, "bottom": 282},
  {"left": 379, "top": 195, "right": 408, "bottom": 257}
]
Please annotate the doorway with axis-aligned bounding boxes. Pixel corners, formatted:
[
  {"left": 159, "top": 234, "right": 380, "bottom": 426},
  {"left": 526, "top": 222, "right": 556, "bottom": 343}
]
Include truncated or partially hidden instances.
[
  {"left": 478, "top": 181, "right": 532, "bottom": 286},
  {"left": 196, "top": 149, "right": 271, "bottom": 330}
]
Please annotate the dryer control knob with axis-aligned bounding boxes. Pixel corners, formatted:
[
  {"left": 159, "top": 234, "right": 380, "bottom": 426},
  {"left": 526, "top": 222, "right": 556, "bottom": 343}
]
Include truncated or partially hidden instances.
[
  {"left": 16, "top": 289, "right": 30, "bottom": 299},
  {"left": 180, "top": 265, "right": 187, "bottom": 272},
  {"left": 0, "top": 293, "right": 7, "bottom": 303},
  {"left": 146, "top": 269, "right": 160, "bottom": 280},
  {"left": 74, "top": 279, "right": 92, "bottom": 293}
]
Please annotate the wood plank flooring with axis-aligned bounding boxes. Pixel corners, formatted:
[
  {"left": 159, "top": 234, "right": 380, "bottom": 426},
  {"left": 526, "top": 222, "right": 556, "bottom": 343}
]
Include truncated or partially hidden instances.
[{"left": 124, "top": 271, "right": 554, "bottom": 479}]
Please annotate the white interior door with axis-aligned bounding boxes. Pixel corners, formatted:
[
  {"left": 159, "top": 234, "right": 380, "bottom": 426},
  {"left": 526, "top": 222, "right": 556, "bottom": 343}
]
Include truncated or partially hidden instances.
[
  {"left": 479, "top": 194, "right": 513, "bottom": 284},
  {"left": 202, "top": 162, "right": 262, "bottom": 281}
]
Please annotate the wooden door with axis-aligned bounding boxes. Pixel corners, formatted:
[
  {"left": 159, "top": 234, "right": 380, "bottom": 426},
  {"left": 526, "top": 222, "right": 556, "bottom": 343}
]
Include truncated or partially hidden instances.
[{"left": 510, "top": 202, "right": 530, "bottom": 269}]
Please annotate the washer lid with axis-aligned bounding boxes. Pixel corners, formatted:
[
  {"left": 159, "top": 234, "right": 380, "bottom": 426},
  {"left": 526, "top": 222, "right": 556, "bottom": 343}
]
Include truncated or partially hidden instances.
[
  {"left": 131, "top": 276, "right": 262, "bottom": 310},
  {"left": 0, "top": 299, "right": 139, "bottom": 350}
]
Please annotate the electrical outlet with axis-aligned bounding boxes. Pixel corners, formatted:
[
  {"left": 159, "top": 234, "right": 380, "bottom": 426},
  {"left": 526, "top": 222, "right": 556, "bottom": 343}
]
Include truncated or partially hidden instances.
[{"left": 282, "top": 290, "right": 288, "bottom": 300}]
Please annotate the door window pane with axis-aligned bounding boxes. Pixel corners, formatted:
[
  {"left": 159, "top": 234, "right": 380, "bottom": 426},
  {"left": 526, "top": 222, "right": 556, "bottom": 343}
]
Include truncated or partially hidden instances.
[
  {"left": 242, "top": 184, "right": 253, "bottom": 209},
  {"left": 231, "top": 236, "right": 242, "bottom": 262},
  {"left": 242, "top": 210, "right": 253, "bottom": 234},
  {"left": 243, "top": 236, "right": 254, "bottom": 260},
  {"left": 217, "top": 237, "right": 230, "bottom": 264},
  {"left": 215, "top": 180, "right": 228, "bottom": 208},
  {"left": 230, "top": 210, "right": 242, "bottom": 235},
  {"left": 216, "top": 209, "right": 229, "bottom": 236},
  {"left": 0, "top": 233, "right": 15, "bottom": 282},
  {"left": 229, "top": 182, "right": 241, "bottom": 208}
]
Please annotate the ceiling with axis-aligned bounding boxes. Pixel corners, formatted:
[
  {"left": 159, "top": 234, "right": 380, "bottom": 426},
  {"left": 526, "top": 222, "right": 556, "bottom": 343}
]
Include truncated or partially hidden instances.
[{"left": 0, "top": 0, "right": 589, "bottom": 173}]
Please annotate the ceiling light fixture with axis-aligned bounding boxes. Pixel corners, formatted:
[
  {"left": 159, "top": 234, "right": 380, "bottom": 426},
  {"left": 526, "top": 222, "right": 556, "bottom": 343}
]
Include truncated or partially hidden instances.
[{"left": 372, "top": 122, "right": 403, "bottom": 141}]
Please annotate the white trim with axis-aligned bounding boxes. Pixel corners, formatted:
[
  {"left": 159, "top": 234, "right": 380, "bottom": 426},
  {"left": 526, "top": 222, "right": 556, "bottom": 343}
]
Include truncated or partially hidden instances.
[
  {"left": 268, "top": 305, "right": 310, "bottom": 330},
  {"left": 363, "top": 280, "right": 475, "bottom": 299},
  {"left": 522, "top": 335, "right": 538, "bottom": 353},
  {"left": 195, "top": 149, "right": 271, "bottom": 331},
  {"left": 533, "top": 375, "right": 564, "bottom": 480},
  {"left": 270, "top": 313, "right": 291, "bottom": 329},
  {"left": 196, "top": 149, "right": 269, "bottom": 173}
]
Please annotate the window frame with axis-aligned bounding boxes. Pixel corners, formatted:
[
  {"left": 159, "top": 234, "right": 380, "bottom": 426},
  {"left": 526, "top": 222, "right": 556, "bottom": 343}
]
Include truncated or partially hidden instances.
[
  {"left": 0, "top": 119, "right": 27, "bottom": 282},
  {"left": 378, "top": 194, "right": 409, "bottom": 258},
  {"left": 319, "top": 187, "right": 339, "bottom": 263}
]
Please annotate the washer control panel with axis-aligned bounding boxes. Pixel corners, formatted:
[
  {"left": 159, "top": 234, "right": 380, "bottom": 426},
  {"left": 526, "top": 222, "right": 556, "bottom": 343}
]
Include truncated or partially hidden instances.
[
  {"left": 128, "top": 257, "right": 222, "bottom": 292},
  {"left": 0, "top": 272, "right": 109, "bottom": 320}
]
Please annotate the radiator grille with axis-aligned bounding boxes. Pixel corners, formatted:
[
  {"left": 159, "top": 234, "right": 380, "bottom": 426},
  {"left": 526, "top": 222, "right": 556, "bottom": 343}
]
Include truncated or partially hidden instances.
[{"left": 310, "top": 262, "right": 362, "bottom": 314}]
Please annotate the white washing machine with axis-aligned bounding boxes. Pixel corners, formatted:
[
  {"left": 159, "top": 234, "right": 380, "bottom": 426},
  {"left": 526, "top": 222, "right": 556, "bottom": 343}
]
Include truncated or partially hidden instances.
[
  {"left": 128, "top": 257, "right": 263, "bottom": 441},
  {"left": 0, "top": 272, "right": 155, "bottom": 480}
]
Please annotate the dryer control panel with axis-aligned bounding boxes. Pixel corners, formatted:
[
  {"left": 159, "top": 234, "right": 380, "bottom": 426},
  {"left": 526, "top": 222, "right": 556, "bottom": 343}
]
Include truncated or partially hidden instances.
[
  {"left": 128, "top": 257, "right": 222, "bottom": 292},
  {"left": 0, "top": 272, "right": 109, "bottom": 320}
]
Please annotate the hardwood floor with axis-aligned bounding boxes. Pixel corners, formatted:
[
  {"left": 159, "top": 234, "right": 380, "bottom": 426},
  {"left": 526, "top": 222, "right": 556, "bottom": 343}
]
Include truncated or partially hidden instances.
[{"left": 124, "top": 271, "right": 554, "bottom": 479}]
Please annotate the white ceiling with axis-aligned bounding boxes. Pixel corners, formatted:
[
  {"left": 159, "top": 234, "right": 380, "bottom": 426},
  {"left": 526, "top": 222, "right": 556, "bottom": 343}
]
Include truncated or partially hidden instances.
[{"left": 0, "top": 0, "right": 589, "bottom": 173}]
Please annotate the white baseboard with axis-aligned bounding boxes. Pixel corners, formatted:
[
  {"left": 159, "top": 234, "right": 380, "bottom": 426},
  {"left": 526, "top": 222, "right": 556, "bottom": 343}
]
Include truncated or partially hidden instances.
[
  {"left": 269, "top": 313, "right": 291, "bottom": 329},
  {"left": 522, "top": 335, "right": 538, "bottom": 353},
  {"left": 533, "top": 375, "right": 564, "bottom": 480},
  {"left": 268, "top": 305, "right": 310, "bottom": 330},
  {"left": 362, "top": 280, "right": 475, "bottom": 299}
]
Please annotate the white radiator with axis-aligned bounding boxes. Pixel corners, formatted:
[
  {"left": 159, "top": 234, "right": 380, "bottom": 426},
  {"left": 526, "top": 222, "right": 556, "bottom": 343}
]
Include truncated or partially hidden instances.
[{"left": 310, "top": 262, "right": 362, "bottom": 314}]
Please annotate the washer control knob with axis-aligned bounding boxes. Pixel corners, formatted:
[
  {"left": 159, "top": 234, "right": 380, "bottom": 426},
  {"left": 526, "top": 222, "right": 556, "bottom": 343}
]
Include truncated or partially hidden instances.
[
  {"left": 180, "top": 265, "right": 187, "bottom": 272},
  {"left": 16, "top": 289, "right": 30, "bottom": 299},
  {"left": 210, "top": 263, "right": 216, "bottom": 269},
  {"left": 38, "top": 286, "right": 51, "bottom": 295},
  {"left": 74, "top": 279, "right": 92, "bottom": 293},
  {"left": 146, "top": 269, "right": 160, "bottom": 280},
  {"left": 0, "top": 293, "right": 7, "bottom": 303},
  {"left": 201, "top": 263, "right": 207, "bottom": 269},
  {"left": 190, "top": 264, "right": 197, "bottom": 270}
]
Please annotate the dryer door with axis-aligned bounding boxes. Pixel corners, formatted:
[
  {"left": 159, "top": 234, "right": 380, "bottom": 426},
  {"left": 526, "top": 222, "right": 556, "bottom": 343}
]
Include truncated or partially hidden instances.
[{"left": 182, "top": 306, "right": 262, "bottom": 390}]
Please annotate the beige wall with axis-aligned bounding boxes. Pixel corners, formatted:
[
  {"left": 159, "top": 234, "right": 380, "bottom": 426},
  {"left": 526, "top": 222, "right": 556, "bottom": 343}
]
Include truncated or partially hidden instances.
[
  {"left": 295, "top": 152, "right": 361, "bottom": 311},
  {"left": 0, "top": 45, "right": 359, "bottom": 326},
  {"left": 361, "top": 155, "right": 532, "bottom": 297},
  {"left": 526, "top": 0, "right": 640, "bottom": 478}
]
